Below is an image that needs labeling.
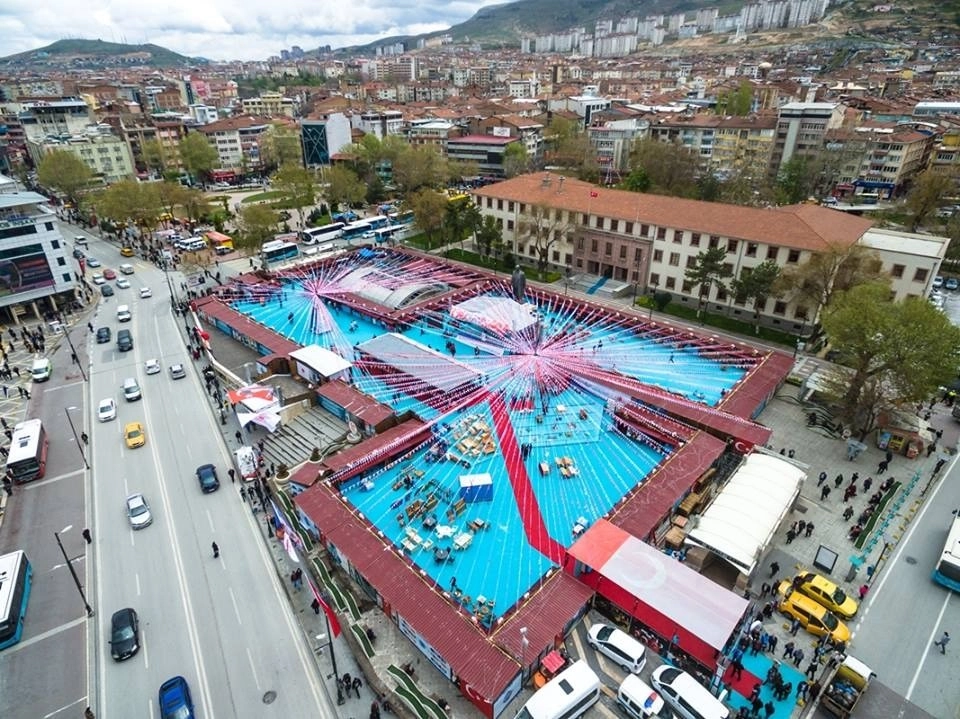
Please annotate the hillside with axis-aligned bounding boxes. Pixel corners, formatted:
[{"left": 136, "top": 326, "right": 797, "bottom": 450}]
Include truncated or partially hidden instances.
[{"left": 0, "top": 39, "right": 205, "bottom": 68}]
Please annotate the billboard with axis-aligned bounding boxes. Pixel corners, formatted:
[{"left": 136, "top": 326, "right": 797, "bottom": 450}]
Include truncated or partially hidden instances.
[{"left": 0, "top": 244, "right": 55, "bottom": 297}]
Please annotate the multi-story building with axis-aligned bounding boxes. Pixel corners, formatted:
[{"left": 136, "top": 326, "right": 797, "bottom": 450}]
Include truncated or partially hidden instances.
[
  {"left": 27, "top": 129, "right": 136, "bottom": 184},
  {"left": 709, "top": 114, "right": 777, "bottom": 180},
  {"left": 929, "top": 130, "right": 960, "bottom": 193},
  {"left": 0, "top": 183, "right": 78, "bottom": 322},
  {"left": 770, "top": 102, "right": 845, "bottom": 178},
  {"left": 477, "top": 116, "right": 545, "bottom": 167},
  {"left": 587, "top": 117, "right": 649, "bottom": 173},
  {"left": 407, "top": 121, "right": 461, "bottom": 156},
  {"left": 241, "top": 91, "right": 296, "bottom": 118},
  {"left": 472, "top": 173, "right": 946, "bottom": 333},
  {"left": 18, "top": 99, "right": 93, "bottom": 143},
  {"left": 195, "top": 116, "right": 272, "bottom": 173},
  {"left": 446, "top": 135, "right": 519, "bottom": 177},
  {"left": 847, "top": 123, "right": 938, "bottom": 198},
  {"left": 301, "top": 114, "right": 354, "bottom": 167},
  {"left": 352, "top": 111, "right": 405, "bottom": 139}
]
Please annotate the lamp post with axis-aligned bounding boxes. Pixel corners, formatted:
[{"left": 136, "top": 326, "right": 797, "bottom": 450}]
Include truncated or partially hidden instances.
[
  {"left": 64, "top": 406, "right": 89, "bottom": 470},
  {"left": 648, "top": 282, "right": 658, "bottom": 320},
  {"left": 315, "top": 618, "right": 345, "bottom": 705},
  {"left": 54, "top": 525, "right": 94, "bottom": 617},
  {"left": 62, "top": 330, "right": 86, "bottom": 381},
  {"left": 564, "top": 267, "right": 571, "bottom": 296},
  {"left": 632, "top": 247, "right": 642, "bottom": 306}
]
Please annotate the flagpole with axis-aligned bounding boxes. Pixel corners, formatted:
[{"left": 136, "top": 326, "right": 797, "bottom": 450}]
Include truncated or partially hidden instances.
[{"left": 323, "top": 609, "right": 344, "bottom": 705}]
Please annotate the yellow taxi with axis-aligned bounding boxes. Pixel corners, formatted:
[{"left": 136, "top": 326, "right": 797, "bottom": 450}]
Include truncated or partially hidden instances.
[
  {"left": 120, "top": 246, "right": 134, "bottom": 257},
  {"left": 124, "top": 422, "right": 146, "bottom": 449},
  {"left": 776, "top": 580, "right": 850, "bottom": 644},
  {"left": 792, "top": 572, "right": 859, "bottom": 619}
]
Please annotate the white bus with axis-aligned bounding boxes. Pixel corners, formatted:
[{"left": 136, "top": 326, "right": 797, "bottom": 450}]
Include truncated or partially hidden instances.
[
  {"left": 515, "top": 660, "right": 600, "bottom": 719},
  {"left": 342, "top": 219, "right": 376, "bottom": 241},
  {"left": 932, "top": 514, "right": 960, "bottom": 592},
  {"left": 300, "top": 223, "right": 344, "bottom": 246},
  {"left": 0, "top": 550, "right": 33, "bottom": 650},
  {"left": 373, "top": 225, "right": 406, "bottom": 243},
  {"left": 6, "top": 419, "right": 49, "bottom": 482},
  {"left": 261, "top": 240, "right": 300, "bottom": 266}
]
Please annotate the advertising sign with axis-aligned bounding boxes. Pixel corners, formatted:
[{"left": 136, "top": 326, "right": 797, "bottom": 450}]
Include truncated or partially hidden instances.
[{"left": 0, "top": 244, "right": 55, "bottom": 297}]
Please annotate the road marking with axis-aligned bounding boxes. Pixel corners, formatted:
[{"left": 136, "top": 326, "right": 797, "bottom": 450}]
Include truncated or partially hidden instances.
[
  {"left": 229, "top": 587, "right": 242, "bottom": 625},
  {"left": 142, "top": 629, "right": 150, "bottom": 670},
  {"left": 246, "top": 647, "right": 261, "bottom": 690},
  {"left": 42, "top": 696, "right": 87, "bottom": 718},
  {"left": 906, "top": 592, "right": 952, "bottom": 698},
  {"left": 8, "top": 616, "right": 88, "bottom": 652},
  {"left": 135, "top": 573, "right": 141, "bottom": 597},
  {"left": 18, "top": 469, "right": 84, "bottom": 488},
  {"left": 206, "top": 508, "right": 215, "bottom": 533},
  {"left": 39, "top": 380, "right": 84, "bottom": 393}
]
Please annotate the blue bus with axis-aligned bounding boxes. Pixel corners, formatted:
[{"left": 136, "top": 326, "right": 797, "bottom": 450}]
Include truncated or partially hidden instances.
[
  {"left": 388, "top": 210, "right": 415, "bottom": 226},
  {"left": 933, "top": 515, "right": 960, "bottom": 592},
  {"left": 367, "top": 216, "right": 389, "bottom": 230},
  {"left": 261, "top": 240, "right": 300, "bottom": 266},
  {"left": 0, "top": 551, "right": 33, "bottom": 650},
  {"left": 342, "top": 220, "right": 375, "bottom": 241}
]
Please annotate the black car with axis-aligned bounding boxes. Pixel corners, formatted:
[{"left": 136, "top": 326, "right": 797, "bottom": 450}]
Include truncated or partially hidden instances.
[
  {"left": 73, "top": 248, "right": 85, "bottom": 259},
  {"left": 110, "top": 607, "right": 140, "bottom": 661},
  {"left": 101, "top": 284, "right": 115, "bottom": 297},
  {"left": 96, "top": 327, "right": 112, "bottom": 343},
  {"left": 196, "top": 464, "right": 220, "bottom": 493},
  {"left": 117, "top": 329, "right": 133, "bottom": 352}
]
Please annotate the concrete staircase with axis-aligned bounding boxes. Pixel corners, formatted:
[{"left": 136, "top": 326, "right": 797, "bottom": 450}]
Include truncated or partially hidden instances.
[{"left": 262, "top": 407, "right": 349, "bottom": 470}]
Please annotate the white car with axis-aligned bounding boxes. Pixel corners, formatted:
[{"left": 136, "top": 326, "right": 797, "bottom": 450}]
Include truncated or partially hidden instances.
[
  {"left": 97, "top": 398, "right": 117, "bottom": 422},
  {"left": 587, "top": 623, "right": 647, "bottom": 673},
  {"left": 116, "top": 278, "right": 131, "bottom": 289},
  {"left": 92, "top": 274, "right": 106, "bottom": 285},
  {"left": 144, "top": 359, "right": 161, "bottom": 375},
  {"left": 126, "top": 493, "right": 153, "bottom": 529},
  {"left": 139, "top": 287, "right": 152, "bottom": 298}
]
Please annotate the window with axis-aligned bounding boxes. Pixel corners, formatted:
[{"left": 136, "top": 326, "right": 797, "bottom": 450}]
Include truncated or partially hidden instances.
[
  {"left": 625, "top": 221, "right": 634, "bottom": 234},
  {"left": 582, "top": 214, "right": 589, "bottom": 224},
  {"left": 51, "top": 239, "right": 60, "bottom": 249},
  {"left": 657, "top": 227, "right": 667, "bottom": 240},
  {"left": 57, "top": 257, "right": 66, "bottom": 266},
  {"left": 723, "top": 262, "right": 734, "bottom": 275},
  {"left": 565, "top": 253, "right": 573, "bottom": 265},
  {"left": 787, "top": 250, "right": 800, "bottom": 263},
  {"left": 746, "top": 242, "right": 758, "bottom": 257},
  {"left": 669, "top": 252, "right": 680, "bottom": 267},
  {"left": 640, "top": 224, "right": 649, "bottom": 236},
  {"left": 914, "top": 267, "right": 929, "bottom": 282},
  {"left": 686, "top": 256, "right": 697, "bottom": 269},
  {"left": 634, "top": 247, "right": 642, "bottom": 262},
  {"left": 653, "top": 249, "right": 663, "bottom": 262},
  {"left": 716, "top": 288, "right": 728, "bottom": 301},
  {"left": 727, "top": 239, "right": 738, "bottom": 253},
  {"left": 552, "top": 250, "right": 560, "bottom": 262},
  {"left": 708, "top": 235, "right": 719, "bottom": 248},
  {"left": 673, "top": 231, "right": 682, "bottom": 244},
  {"left": 766, "top": 247, "right": 778, "bottom": 261},
  {"left": 682, "top": 280, "right": 692, "bottom": 293},
  {"left": 891, "top": 264, "right": 904, "bottom": 279},
  {"left": 619, "top": 245, "right": 627, "bottom": 259},
  {"left": 604, "top": 242, "right": 612, "bottom": 256},
  {"left": 665, "top": 276, "right": 676, "bottom": 289},
  {"left": 507, "top": 220, "right": 514, "bottom": 231},
  {"left": 773, "top": 300, "right": 787, "bottom": 315},
  {"left": 577, "top": 238, "right": 584, "bottom": 250},
  {"left": 690, "top": 233, "right": 701, "bottom": 247},
  {"left": 595, "top": 217, "right": 603, "bottom": 229},
  {"left": 508, "top": 201, "right": 514, "bottom": 212},
  {"left": 650, "top": 272, "right": 660, "bottom": 286},
  {"left": 591, "top": 239, "right": 598, "bottom": 252},
  {"left": 611, "top": 220, "right": 619, "bottom": 232},
  {"left": 519, "top": 203, "right": 526, "bottom": 213},
  {"left": 497, "top": 199, "right": 503, "bottom": 210},
  {"left": 62, "top": 273, "right": 72, "bottom": 282}
]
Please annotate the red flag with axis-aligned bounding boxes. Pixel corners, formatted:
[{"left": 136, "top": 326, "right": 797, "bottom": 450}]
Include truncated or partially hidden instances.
[
  {"left": 590, "top": 191, "right": 599, "bottom": 198},
  {"left": 310, "top": 581, "right": 341, "bottom": 637}
]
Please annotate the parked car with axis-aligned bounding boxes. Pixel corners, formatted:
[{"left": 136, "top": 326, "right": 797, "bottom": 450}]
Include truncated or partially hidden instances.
[
  {"left": 946, "top": 277, "right": 959, "bottom": 291},
  {"left": 587, "top": 623, "right": 647, "bottom": 673},
  {"left": 933, "top": 275, "right": 944, "bottom": 289},
  {"left": 777, "top": 580, "right": 851, "bottom": 644},
  {"left": 790, "top": 572, "right": 858, "bottom": 619},
  {"left": 96, "top": 327, "right": 112, "bottom": 343},
  {"left": 109, "top": 608, "right": 141, "bottom": 661}
]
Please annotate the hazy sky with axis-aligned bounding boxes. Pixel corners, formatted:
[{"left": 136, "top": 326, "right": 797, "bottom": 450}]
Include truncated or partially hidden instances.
[{"left": 1, "top": 0, "right": 507, "bottom": 61}]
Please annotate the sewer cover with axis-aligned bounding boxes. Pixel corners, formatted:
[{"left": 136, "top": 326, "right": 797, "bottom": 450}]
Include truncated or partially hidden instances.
[
  {"left": 904, "top": 556, "right": 917, "bottom": 565},
  {"left": 263, "top": 691, "right": 278, "bottom": 704}
]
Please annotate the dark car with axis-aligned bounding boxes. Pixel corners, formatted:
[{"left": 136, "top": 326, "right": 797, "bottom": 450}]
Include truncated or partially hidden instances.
[
  {"left": 117, "top": 329, "right": 133, "bottom": 352},
  {"left": 158, "top": 675, "right": 195, "bottom": 719},
  {"left": 96, "top": 327, "right": 112, "bottom": 343},
  {"left": 196, "top": 464, "right": 220, "bottom": 493},
  {"left": 73, "top": 248, "right": 85, "bottom": 259},
  {"left": 101, "top": 284, "right": 115, "bottom": 297},
  {"left": 110, "top": 607, "right": 140, "bottom": 661}
]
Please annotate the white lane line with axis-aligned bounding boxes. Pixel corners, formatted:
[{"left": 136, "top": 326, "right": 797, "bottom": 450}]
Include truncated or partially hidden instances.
[
  {"left": 18, "top": 469, "right": 84, "bottom": 488},
  {"left": 246, "top": 647, "right": 261, "bottom": 691},
  {"left": 42, "top": 696, "right": 87, "bottom": 718},
  {"left": 142, "top": 629, "right": 150, "bottom": 670},
  {"left": 39, "top": 380, "right": 85, "bottom": 393},
  {"left": 135, "top": 573, "right": 141, "bottom": 597},
  {"left": 5, "top": 616, "right": 88, "bottom": 652},
  {"left": 906, "top": 592, "right": 952, "bottom": 698},
  {"left": 206, "top": 508, "right": 215, "bottom": 533},
  {"left": 229, "top": 587, "right": 243, "bottom": 625}
]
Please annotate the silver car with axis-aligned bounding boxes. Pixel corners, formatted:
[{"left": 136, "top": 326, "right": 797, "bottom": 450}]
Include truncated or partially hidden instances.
[{"left": 126, "top": 493, "right": 153, "bottom": 529}]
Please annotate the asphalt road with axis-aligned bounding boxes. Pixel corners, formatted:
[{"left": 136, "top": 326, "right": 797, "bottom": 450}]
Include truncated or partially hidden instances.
[
  {"left": 846, "top": 451, "right": 960, "bottom": 719},
  {"left": 82, "top": 240, "right": 333, "bottom": 718}
]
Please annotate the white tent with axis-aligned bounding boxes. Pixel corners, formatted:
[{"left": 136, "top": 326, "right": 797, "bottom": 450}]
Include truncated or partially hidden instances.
[
  {"left": 290, "top": 344, "right": 352, "bottom": 383},
  {"left": 449, "top": 296, "right": 539, "bottom": 334},
  {"left": 685, "top": 453, "right": 805, "bottom": 575}
]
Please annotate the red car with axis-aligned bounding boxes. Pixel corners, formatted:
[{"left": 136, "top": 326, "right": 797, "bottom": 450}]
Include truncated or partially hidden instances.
[{"left": 103, "top": 268, "right": 117, "bottom": 280}]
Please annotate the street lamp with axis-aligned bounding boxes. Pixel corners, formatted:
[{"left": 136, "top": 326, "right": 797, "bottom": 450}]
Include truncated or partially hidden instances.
[
  {"left": 64, "top": 406, "right": 89, "bottom": 470},
  {"left": 62, "top": 330, "right": 86, "bottom": 382},
  {"left": 648, "top": 282, "right": 658, "bottom": 320},
  {"left": 54, "top": 525, "right": 94, "bottom": 617},
  {"left": 314, "top": 620, "right": 345, "bottom": 705}
]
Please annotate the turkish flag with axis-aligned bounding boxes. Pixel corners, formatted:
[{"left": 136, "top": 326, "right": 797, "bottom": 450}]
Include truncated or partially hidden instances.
[{"left": 309, "top": 581, "right": 341, "bottom": 637}]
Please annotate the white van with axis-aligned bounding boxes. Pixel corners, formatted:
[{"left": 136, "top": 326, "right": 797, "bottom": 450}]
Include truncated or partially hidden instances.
[
  {"left": 74, "top": 235, "right": 88, "bottom": 247},
  {"left": 31, "top": 358, "right": 52, "bottom": 382},
  {"left": 617, "top": 675, "right": 665, "bottom": 718},
  {"left": 587, "top": 623, "right": 647, "bottom": 673},
  {"left": 119, "top": 263, "right": 135, "bottom": 275},
  {"left": 515, "top": 660, "right": 600, "bottom": 719},
  {"left": 116, "top": 304, "right": 131, "bottom": 322},
  {"left": 650, "top": 666, "right": 729, "bottom": 719}
]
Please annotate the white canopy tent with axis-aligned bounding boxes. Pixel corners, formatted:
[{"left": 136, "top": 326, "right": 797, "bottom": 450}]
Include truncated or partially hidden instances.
[
  {"left": 449, "top": 296, "right": 539, "bottom": 334},
  {"left": 290, "top": 344, "right": 352, "bottom": 384},
  {"left": 685, "top": 453, "right": 805, "bottom": 576}
]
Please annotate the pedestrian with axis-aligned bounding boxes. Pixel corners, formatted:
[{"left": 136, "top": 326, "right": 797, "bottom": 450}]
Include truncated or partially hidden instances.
[
  {"left": 834, "top": 473, "right": 843, "bottom": 489},
  {"left": 731, "top": 656, "right": 744, "bottom": 680},
  {"left": 805, "top": 521, "right": 815, "bottom": 537},
  {"left": 935, "top": 458, "right": 947, "bottom": 475},
  {"left": 80, "top": 431, "right": 89, "bottom": 445},
  {"left": 88, "top": 322, "right": 94, "bottom": 333},
  {"left": 797, "top": 680, "right": 810, "bottom": 702},
  {"left": 764, "top": 700, "right": 775, "bottom": 718},
  {"left": 858, "top": 584, "right": 869, "bottom": 600},
  {"left": 805, "top": 659, "right": 818, "bottom": 680},
  {"left": 85, "top": 708, "right": 95, "bottom": 719},
  {"left": 790, "top": 618, "right": 801, "bottom": 636},
  {"left": 235, "top": 430, "right": 242, "bottom": 444},
  {"left": 239, "top": 486, "right": 247, "bottom": 502},
  {"left": 311, "top": 597, "right": 321, "bottom": 614},
  {"left": 82, "top": 528, "right": 92, "bottom": 544},
  {"left": 863, "top": 476, "right": 873, "bottom": 491},
  {"left": 760, "top": 582, "right": 770, "bottom": 598},
  {"left": 877, "top": 459, "right": 889, "bottom": 474},
  {"left": 71, "top": 351, "right": 79, "bottom": 364},
  {"left": 927, "top": 442, "right": 937, "bottom": 457},
  {"left": 783, "top": 640, "right": 794, "bottom": 659},
  {"left": 352, "top": 676, "right": 362, "bottom": 698},
  {"left": 817, "top": 471, "right": 827, "bottom": 487},
  {"left": 934, "top": 631, "right": 950, "bottom": 654},
  {"left": 792, "top": 648, "right": 804, "bottom": 668},
  {"left": 843, "top": 506, "right": 854, "bottom": 521},
  {"left": 212, "top": 541, "right": 220, "bottom": 558},
  {"left": 342, "top": 672, "right": 352, "bottom": 691},
  {"left": 820, "top": 485, "right": 831, "bottom": 501},
  {"left": 370, "top": 701, "right": 381, "bottom": 719},
  {"left": 769, "top": 561, "right": 780, "bottom": 578},
  {"left": 228, "top": 468, "right": 236, "bottom": 483},
  {"left": 786, "top": 528, "right": 796, "bottom": 544},
  {"left": 767, "top": 634, "right": 778, "bottom": 654}
]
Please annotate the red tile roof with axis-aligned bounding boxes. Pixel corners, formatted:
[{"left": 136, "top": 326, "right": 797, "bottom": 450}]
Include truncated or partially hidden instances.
[
  {"left": 473, "top": 173, "right": 874, "bottom": 252},
  {"left": 315, "top": 380, "right": 395, "bottom": 428},
  {"left": 193, "top": 295, "right": 300, "bottom": 362}
]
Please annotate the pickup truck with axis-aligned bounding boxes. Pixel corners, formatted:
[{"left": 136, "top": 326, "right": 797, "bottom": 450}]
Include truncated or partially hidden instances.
[{"left": 819, "top": 655, "right": 874, "bottom": 718}]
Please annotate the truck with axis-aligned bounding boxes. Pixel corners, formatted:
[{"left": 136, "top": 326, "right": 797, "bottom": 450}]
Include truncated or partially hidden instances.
[
  {"left": 233, "top": 446, "right": 259, "bottom": 481},
  {"left": 819, "top": 655, "right": 874, "bottom": 718}
]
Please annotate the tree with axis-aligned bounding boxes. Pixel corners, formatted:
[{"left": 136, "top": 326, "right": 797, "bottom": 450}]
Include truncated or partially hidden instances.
[
  {"left": 729, "top": 260, "right": 781, "bottom": 332},
  {"left": 476, "top": 215, "right": 503, "bottom": 261},
  {"left": 820, "top": 282, "right": 960, "bottom": 433},
  {"left": 545, "top": 116, "right": 598, "bottom": 181},
  {"left": 178, "top": 132, "right": 218, "bottom": 184},
  {"left": 503, "top": 143, "right": 529, "bottom": 178},
  {"left": 462, "top": 201, "right": 483, "bottom": 251},
  {"left": 141, "top": 138, "right": 167, "bottom": 177},
  {"left": 155, "top": 181, "right": 191, "bottom": 218},
  {"left": 392, "top": 145, "right": 444, "bottom": 194},
  {"left": 37, "top": 150, "right": 93, "bottom": 208},
  {"left": 237, "top": 204, "right": 279, "bottom": 254},
  {"left": 905, "top": 168, "right": 955, "bottom": 231},
  {"left": 775, "top": 244, "right": 886, "bottom": 329},
  {"left": 272, "top": 163, "right": 315, "bottom": 228},
  {"left": 716, "top": 81, "right": 753, "bottom": 116},
  {"left": 775, "top": 156, "right": 815, "bottom": 204},
  {"left": 365, "top": 175, "right": 387, "bottom": 205},
  {"left": 92, "top": 180, "right": 162, "bottom": 235},
  {"left": 260, "top": 123, "right": 302, "bottom": 174},
  {"left": 684, "top": 246, "right": 731, "bottom": 316},
  {"left": 408, "top": 188, "right": 447, "bottom": 249},
  {"left": 620, "top": 167, "right": 651, "bottom": 193},
  {"left": 324, "top": 165, "right": 366, "bottom": 211},
  {"left": 629, "top": 138, "right": 700, "bottom": 198},
  {"left": 517, "top": 203, "right": 571, "bottom": 280},
  {"left": 180, "top": 188, "right": 213, "bottom": 225}
]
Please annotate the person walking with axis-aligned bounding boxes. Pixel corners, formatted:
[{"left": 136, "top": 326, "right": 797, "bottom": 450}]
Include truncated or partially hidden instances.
[
  {"left": 352, "top": 675, "right": 363, "bottom": 698},
  {"left": 228, "top": 468, "right": 236, "bottom": 484},
  {"left": 877, "top": 459, "right": 889, "bottom": 475},
  {"left": 82, "top": 528, "right": 92, "bottom": 544},
  {"left": 820, "top": 484, "right": 831, "bottom": 501},
  {"left": 80, "top": 431, "right": 89, "bottom": 445},
  {"left": 769, "top": 561, "right": 780, "bottom": 578},
  {"left": 934, "top": 631, "right": 950, "bottom": 654},
  {"left": 805, "top": 659, "right": 819, "bottom": 680},
  {"left": 235, "top": 430, "right": 242, "bottom": 444},
  {"left": 212, "top": 541, "right": 220, "bottom": 558},
  {"left": 85, "top": 708, "right": 95, "bottom": 719}
]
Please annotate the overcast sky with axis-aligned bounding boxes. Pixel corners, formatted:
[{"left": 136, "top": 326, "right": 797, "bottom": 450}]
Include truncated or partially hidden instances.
[{"left": 1, "top": 0, "right": 506, "bottom": 61}]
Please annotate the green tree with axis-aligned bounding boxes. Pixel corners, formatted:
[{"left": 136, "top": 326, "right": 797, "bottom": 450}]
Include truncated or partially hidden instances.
[
  {"left": 141, "top": 138, "right": 166, "bottom": 177},
  {"left": 517, "top": 203, "right": 571, "bottom": 280},
  {"left": 545, "top": 116, "right": 598, "bottom": 181},
  {"left": 155, "top": 181, "right": 191, "bottom": 218},
  {"left": 272, "top": 163, "right": 315, "bottom": 228},
  {"left": 821, "top": 282, "right": 960, "bottom": 433},
  {"left": 324, "top": 165, "right": 367, "bottom": 211},
  {"left": 408, "top": 188, "right": 448, "bottom": 249},
  {"left": 237, "top": 204, "right": 279, "bottom": 254},
  {"left": 729, "top": 260, "right": 781, "bottom": 332},
  {"left": 476, "top": 215, "right": 503, "bottom": 260},
  {"left": 629, "top": 138, "right": 700, "bottom": 198},
  {"left": 620, "top": 167, "right": 651, "bottom": 193},
  {"left": 905, "top": 168, "right": 955, "bottom": 232},
  {"left": 180, "top": 188, "right": 213, "bottom": 225},
  {"left": 462, "top": 201, "right": 483, "bottom": 251},
  {"left": 716, "top": 81, "right": 753, "bottom": 116},
  {"left": 503, "top": 143, "right": 529, "bottom": 178},
  {"left": 260, "top": 123, "right": 302, "bottom": 173},
  {"left": 775, "top": 156, "right": 815, "bottom": 204},
  {"left": 178, "top": 132, "right": 218, "bottom": 184},
  {"left": 684, "top": 246, "right": 731, "bottom": 316},
  {"left": 92, "top": 180, "right": 163, "bottom": 234},
  {"left": 365, "top": 175, "right": 387, "bottom": 205},
  {"left": 393, "top": 145, "right": 444, "bottom": 194},
  {"left": 37, "top": 150, "right": 93, "bottom": 208}
]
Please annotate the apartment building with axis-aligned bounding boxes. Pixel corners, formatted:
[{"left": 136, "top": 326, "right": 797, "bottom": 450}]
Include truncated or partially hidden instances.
[
  {"left": 710, "top": 114, "right": 778, "bottom": 180},
  {"left": 241, "top": 92, "right": 296, "bottom": 118},
  {"left": 477, "top": 115, "right": 545, "bottom": 166},
  {"left": 0, "top": 184, "right": 78, "bottom": 322},
  {"left": 770, "top": 102, "right": 846, "bottom": 177},
  {"left": 446, "top": 135, "right": 518, "bottom": 177},
  {"left": 194, "top": 115, "right": 272, "bottom": 172},
  {"left": 352, "top": 110, "right": 405, "bottom": 139},
  {"left": 472, "top": 173, "right": 945, "bottom": 333},
  {"left": 407, "top": 121, "right": 461, "bottom": 156},
  {"left": 848, "top": 123, "right": 938, "bottom": 198},
  {"left": 18, "top": 98, "right": 93, "bottom": 143},
  {"left": 27, "top": 129, "right": 136, "bottom": 184}
]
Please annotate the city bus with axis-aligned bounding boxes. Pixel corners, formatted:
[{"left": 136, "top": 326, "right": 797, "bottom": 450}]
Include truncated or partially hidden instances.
[
  {"left": 0, "top": 550, "right": 33, "bottom": 650},
  {"left": 260, "top": 240, "right": 300, "bottom": 266},
  {"left": 388, "top": 210, "right": 415, "bottom": 226},
  {"left": 932, "top": 514, "right": 960, "bottom": 592},
  {"left": 373, "top": 225, "right": 406, "bottom": 243},
  {"left": 342, "top": 219, "right": 376, "bottom": 241},
  {"left": 367, "top": 216, "right": 389, "bottom": 230},
  {"left": 300, "top": 223, "right": 344, "bottom": 245},
  {"left": 6, "top": 419, "right": 49, "bottom": 483}
]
